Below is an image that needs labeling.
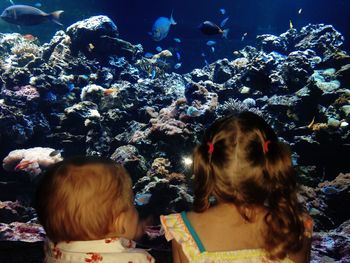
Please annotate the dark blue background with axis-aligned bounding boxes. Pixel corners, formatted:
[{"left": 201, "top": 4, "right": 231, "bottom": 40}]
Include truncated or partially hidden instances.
[
  {"left": 101, "top": 0, "right": 350, "bottom": 72},
  {"left": 0, "top": 0, "right": 349, "bottom": 72}
]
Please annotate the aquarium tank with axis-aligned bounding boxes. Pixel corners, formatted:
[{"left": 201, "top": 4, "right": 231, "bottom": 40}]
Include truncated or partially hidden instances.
[{"left": 0, "top": 0, "right": 349, "bottom": 262}]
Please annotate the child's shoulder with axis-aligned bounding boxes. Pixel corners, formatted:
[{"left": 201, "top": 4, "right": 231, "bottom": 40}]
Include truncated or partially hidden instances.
[
  {"left": 160, "top": 212, "right": 185, "bottom": 233},
  {"left": 160, "top": 212, "right": 194, "bottom": 242}
]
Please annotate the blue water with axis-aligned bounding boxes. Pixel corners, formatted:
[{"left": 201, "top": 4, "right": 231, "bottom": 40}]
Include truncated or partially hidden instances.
[{"left": 0, "top": 0, "right": 349, "bottom": 72}]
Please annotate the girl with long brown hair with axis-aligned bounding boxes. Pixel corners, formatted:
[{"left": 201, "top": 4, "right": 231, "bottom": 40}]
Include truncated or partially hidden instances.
[{"left": 161, "top": 111, "right": 312, "bottom": 263}]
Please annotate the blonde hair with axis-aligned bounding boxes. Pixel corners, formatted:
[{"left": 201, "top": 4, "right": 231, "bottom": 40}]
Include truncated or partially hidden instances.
[
  {"left": 192, "top": 111, "right": 305, "bottom": 260},
  {"left": 35, "top": 156, "right": 133, "bottom": 242}
]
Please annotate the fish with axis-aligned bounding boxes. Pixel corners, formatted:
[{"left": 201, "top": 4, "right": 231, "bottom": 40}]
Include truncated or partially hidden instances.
[
  {"left": 307, "top": 117, "right": 315, "bottom": 129},
  {"left": 174, "top": 62, "right": 182, "bottom": 69},
  {"left": 14, "top": 160, "right": 36, "bottom": 171},
  {"left": 219, "top": 8, "right": 226, "bottom": 15},
  {"left": 186, "top": 106, "right": 200, "bottom": 117},
  {"left": 0, "top": 5, "right": 64, "bottom": 26},
  {"left": 22, "top": 34, "right": 36, "bottom": 41},
  {"left": 298, "top": 8, "right": 302, "bottom": 14},
  {"left": 87, "top": 43, "right": 94, "bottom": 52},
  {"left": 150, "top": 69, "right": 156, "bottom": 79},
  {"left": 149, "top": 12, "right": 176, "bottom": 41},
  {"left": 176, "top": 51, "right": 181, "bottom": 60},
  {"left": 220, "top": 17, "right": 229, "bottom": 28},
  {"left": 340, "top": 121, "right": 349, "bottom": 127},
  {"left": 67, "top": 82, "right": 75, "bottom": 92},
  {"left": 49, "top": 149, "right": 63, "bottom": 157},
  {"left": 204, "top": 59, "right": 209, "bottom": 66},
  {"left": 45, "top": 91, "right": 57, "bottom": 102},
  {"left": 152, "top": 49, "right": 173, "bottom": 60},
  {"left": 241, "top": 32, "right": 247, "bottom": 41},
  {"left": 289, "top": 20, "right": 293, "bottom": 29},
  {"left": 103, "top": 88, "right": 118, "bottom": 96},
  {"left": 8, "top": 0, "right": 15, "bottom": 5},
  {"left": 173, "top": 37, "right": 181, "bottom": 43},
  {"left": 211, "top": 46, "right": 215, "bottom": 53},
  {"left": 206, "top": 40, "right": 216, "bottom": 46},
  {"left": 198, "top": 21, "right": 229, "bottom": 38},
  {"left": 34, "top": 2, "right": 42, "bottom": 8},
  {"left": 144, "top": 52, "right": 154, "bottom": 58},
  {"left": 65, "top": 94, "right": 75, "bottom": 100},
  {"left": 155, "top": 46, "right": 162, "bottom": 52},
  {"left": 134, "top": 193, "right": 152, "bottom": 206}
]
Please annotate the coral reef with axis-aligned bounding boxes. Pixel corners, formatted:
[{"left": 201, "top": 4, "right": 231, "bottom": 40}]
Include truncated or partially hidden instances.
[
  {"left": 299, "top": 173, "right": 350, "bottom": 262},
  {"left": 0, "top": 201, "right": 45, "bottom": 242}
]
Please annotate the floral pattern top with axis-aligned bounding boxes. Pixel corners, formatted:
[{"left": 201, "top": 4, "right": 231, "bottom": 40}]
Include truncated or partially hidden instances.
[
  {"left": 161, "top": 212, "right": 313, "bottom": 263},
  {"left": 44, "top": 237, "right": 155, "bottom": 263}
]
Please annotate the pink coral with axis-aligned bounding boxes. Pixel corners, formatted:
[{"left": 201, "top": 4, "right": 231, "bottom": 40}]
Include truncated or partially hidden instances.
[
  {"left": 2, "top": 147, "right": 63, "bottom": 176},
  {"left": 0, "top": 222, "right": 45, "bottom": 242},
  {"left": 150, "top": 103, "right": 191, "bottom": 136},
  {"left": 15, "top": 85, "right": 40, "bottom": 102}
]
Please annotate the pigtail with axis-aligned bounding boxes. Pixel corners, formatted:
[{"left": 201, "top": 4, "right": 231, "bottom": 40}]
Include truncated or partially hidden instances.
[
  {"left": 192, "top": 144, "right": 215, "bottom": 212},
  {"left": 262, "top": 141, "right": 305, "bottom": 259},
  {"left": 264, "top": 193, "right": 305, "bottom": 259}
]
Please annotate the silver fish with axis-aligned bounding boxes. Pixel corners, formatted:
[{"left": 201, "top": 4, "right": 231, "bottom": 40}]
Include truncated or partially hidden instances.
[{"left": 0, "top": 5, "right": 63, "bottom": 26}]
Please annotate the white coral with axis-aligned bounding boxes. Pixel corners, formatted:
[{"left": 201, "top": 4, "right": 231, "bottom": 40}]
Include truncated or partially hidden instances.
[
  {"left": 2, "top": 147, "right": 63, "bottom": 176},
  {"left": 80, "top": 84, "right": 104, "bottom": 101}
]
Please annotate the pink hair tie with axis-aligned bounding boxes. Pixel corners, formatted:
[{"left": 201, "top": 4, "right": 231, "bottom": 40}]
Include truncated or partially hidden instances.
[
  {"left": 263, "top": 140, "right": 271, "bottom": 154},
  {"left": 207, "top": 142, "right": 214, "bottom": 154}
]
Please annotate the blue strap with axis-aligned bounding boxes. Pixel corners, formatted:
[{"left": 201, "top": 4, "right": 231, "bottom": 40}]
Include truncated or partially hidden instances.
[{"left": 180, "top": 211, "right": 206, "bottom": 253}]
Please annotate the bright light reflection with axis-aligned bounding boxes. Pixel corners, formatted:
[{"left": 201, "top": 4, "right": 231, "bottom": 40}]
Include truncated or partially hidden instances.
[{"left": 182, "top": 156, "right": 193, "bottom": 166}]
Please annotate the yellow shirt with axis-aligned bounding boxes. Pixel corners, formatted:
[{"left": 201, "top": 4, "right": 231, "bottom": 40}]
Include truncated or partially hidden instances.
[{"left": 160, "top": 212, "right": 296, "bottom": 263}]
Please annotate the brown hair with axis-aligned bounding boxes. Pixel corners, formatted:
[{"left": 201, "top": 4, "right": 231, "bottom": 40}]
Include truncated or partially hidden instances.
[
  {"left": 192, "top": 111, "right": 305, "bottom": 259},
  {"left": 35, "top": 156, "right": 133, "bottom": 242}
]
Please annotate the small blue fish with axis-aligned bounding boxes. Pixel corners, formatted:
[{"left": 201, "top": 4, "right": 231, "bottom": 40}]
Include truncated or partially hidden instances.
[
  {"left": 173, "top": 37, "right": 181, "bottom": 43},
  {"left": 187, "top": 106, "right": 200, "bottom": 116},
  {"left": 151, "top": 69, "right": 156, "bottom": 79},
  {"left": 206, "top": 40, "right": 216, "bottom": 46},
  {"left": 134, "top": 193, "right": 152, "bottom": 206},
  {"left": 155, "top": 46, "right": 162, "bottom": 52},
  {"left": 45, "top": 91, "right": 57, "bottom": 102},
  {"left": 144, "top": 52, "right": 154, "bottom": 58},
  {"left": 204, "top": 59, "right": 209, "bottom": 66},
  {"left": 80, "top": 75, "right": 89, "bottom": 80},
  {"left": 34, "top": 2, "right": 42, "bottom": 8},
  {"left": 149, "top": 12, "right": 176, "bottom": 41},
  {"left": 174, "top": 62, "right": 182, "bottom": 69},
  {"left": 67, "top": 82, "right": 74, "bottom": 92},
  {"left": 211, "top": 46, "right": 215, "bottom": 53},
  {"left": 241, "top": 32, "right": 247, "bottom": 41},
  {"left": 320, "top": 186, "right": 340, "bottom": 195},
  {"left": 219, "top": 8, "right": 226, "bottom": 15},
  {"left": 176, "top": 51, "right": 181, "bottom": 60},
  {"left": 201, "top": 52, "right": 206, "bottom": 57},
  {"left": 220, "top": 17, "right": 229, "bottom": 28}
]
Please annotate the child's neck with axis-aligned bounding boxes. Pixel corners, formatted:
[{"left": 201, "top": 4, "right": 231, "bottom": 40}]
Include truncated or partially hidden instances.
[{"left": 212, "top": 201, "right": 268, "bottom": 223}]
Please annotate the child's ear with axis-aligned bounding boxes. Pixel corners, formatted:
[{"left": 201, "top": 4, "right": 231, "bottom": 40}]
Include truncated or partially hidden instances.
[{"left": 113, "top": 212, "right": 127, "bottom": 235}]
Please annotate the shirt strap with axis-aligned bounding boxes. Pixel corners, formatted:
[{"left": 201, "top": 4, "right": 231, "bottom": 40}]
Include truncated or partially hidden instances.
[{"left": 180, "top": 211, "right": 206, "bottom": 253}]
